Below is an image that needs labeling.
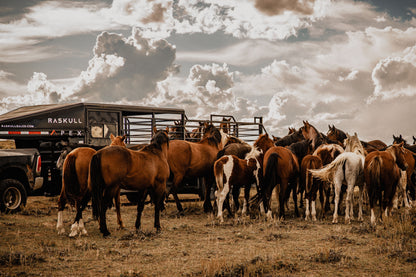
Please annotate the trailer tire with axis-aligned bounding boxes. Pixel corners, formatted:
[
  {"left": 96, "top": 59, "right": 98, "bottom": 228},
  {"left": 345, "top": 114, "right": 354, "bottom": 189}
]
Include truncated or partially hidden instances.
[{"left": 0, "top": 179, "right": 27, "bottom": 213}]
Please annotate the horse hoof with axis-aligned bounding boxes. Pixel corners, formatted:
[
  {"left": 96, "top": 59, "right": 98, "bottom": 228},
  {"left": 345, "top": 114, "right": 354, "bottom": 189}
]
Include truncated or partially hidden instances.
[
  {"left": 57, "top": 228, "right": 66, "bottom": 235},
  {"left": 102, "top": 230, "right": 111, "bottom": 237}
]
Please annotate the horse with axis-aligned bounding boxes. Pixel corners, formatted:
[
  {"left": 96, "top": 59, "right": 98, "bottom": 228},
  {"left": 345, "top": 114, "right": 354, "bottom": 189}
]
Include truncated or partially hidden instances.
[
  {"left": 286, "top": 139, "right": 313, "bottom": 208},
  {"left": 167, "top": 124, "right": 223, "bottom": 213},
  {"left": 392, "top": 135, "right": 416, "bottom": 201},
  {"left": 56, "top": 134, "right": 126, "bottom": 237},
  {"left": 262, "top": 145, "right": 300, "bottom": 219},
  {"left": 327, "top": 124, "right": 386, "bottom": 153},
  {"left": 216, "top": 137, "right": 252, "bottom": 160},
  {"left": 219, "top": 117, "right": 232, "bottom": 134},
  {"left": 274, "top": 128, "right": 304, "bottom": 147},
  {"left": 90, "top": 129, "right": 169, "bottom": 237},
  {"left": 189, "top": 121, "right": 205, "bottom": 141},
  {"left": 214, "top": 146, "right": 262, "bottom": 222},
  {"left": 301, "top": 155, "right": 323, "bottom": 221},
  {"left": 309, "top": 133, "right": 365, "bottom": 224},
  {"left": 364, "top": 143, "right": 408, "bottom": 226},
  {"left": 168, "top": 121, "right": 189, "bottom": 140}
]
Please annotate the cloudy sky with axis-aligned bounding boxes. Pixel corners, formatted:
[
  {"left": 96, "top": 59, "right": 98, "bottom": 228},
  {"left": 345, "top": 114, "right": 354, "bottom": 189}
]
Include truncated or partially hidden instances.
[{"left": 1, "top": 0, "right": 416, "bottom": 143}]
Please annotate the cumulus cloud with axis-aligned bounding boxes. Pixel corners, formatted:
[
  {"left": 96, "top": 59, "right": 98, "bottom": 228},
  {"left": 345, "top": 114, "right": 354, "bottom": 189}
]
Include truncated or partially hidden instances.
[
  {"left": 70, "top": 29, "right": 178, "bottom": 102},
  {"left": 254, "top": 0, "right": 316, "bottom": 16},
  {"left": 371, "top": 45, "right": 416, "bottom": 101},
  {"left": 141, "top": 63, "right": 265, "bottom": 121}
]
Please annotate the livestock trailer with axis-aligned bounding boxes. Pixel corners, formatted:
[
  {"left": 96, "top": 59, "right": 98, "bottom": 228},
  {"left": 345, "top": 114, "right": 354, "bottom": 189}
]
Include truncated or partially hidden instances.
[{"left": 0, "top": 103, "right": 266, "bottom": 200}]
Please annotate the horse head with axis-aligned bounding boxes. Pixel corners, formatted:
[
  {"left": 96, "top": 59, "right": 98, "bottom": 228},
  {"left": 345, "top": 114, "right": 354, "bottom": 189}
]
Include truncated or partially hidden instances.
[
  {"left": 387, "top": 142, "right": 408, "bottom": 171},
  {"left": 254, "top": 133, "right": 274, "bottom": 154},
  {"left": 344, "top": 132, "right": 365, "bottom": 156},
  {"left": 151, "top": 129, "right": 170, "bottom": 150},
  {"left": 110, "top": 134, "right": 127, "bottom": 147},
  {"left": 392, "top": 134, "right": 406, "bottom": 145}
]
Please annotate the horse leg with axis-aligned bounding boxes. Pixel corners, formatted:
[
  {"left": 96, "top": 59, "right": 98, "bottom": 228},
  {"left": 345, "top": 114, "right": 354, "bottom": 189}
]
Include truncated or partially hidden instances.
[
  {"left": 135, "top": 189, "right": 148, "bottom": 232},
  {"left": 69, "top": 200, "right": 82, "bottom": 237},
  {"left": 292, "top": 179, "right": 300, "bottom": 217},
  {"left": 170, "top": 175, "right": 184, "bottom": 214},
  {"left": 114, "top": 187, "right": 124, "bottom": 229},
  {"left": 318, "top": 181, "right": 325, "bottom": 219},
  {"left": 99, "top": 191, "right": 111, "bottom": 237},
  {"left": 216, "top": 183, "right": 230, "bottom": 223},
  {"left": 279, "top": 180, "right": 288, "bottom": 219},
  {"left": 305, "top": 191, "right": 310, "bottom": 221},
  {"left": 242, "top": 184, "right": 251, "bottom": 216},
  {"left": 332, "top": 180, "right": 342, "bottom": 224},
  {"left": 153, "top": 185, "right": 166, "bottom": 232},
  {"left": 324, "top": 182, "right": 331, "bottom": 213},
  {"left": 56, "top": 190, "right": 67, "bottom": 235},
  {"left": 203, "top": 176, "right": 214, "bottom": 213}
]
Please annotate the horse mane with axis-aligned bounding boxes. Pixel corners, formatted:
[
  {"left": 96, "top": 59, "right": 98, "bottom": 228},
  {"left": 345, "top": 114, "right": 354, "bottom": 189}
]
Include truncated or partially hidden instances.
[
  {"left": 144, "top": 130, "right": 169, "bottom": 152},
  {"left": 287, "top": 139, "right": 311, "bottom": 160},
  {"left": 275, "top": 130, "right": 304, "bottom": 146},
  {"left": 245, "top": 146, "right": 261, "bottom": 160},
  {"left": 344, "top": 133, "right": 365, "bottom": 156}
]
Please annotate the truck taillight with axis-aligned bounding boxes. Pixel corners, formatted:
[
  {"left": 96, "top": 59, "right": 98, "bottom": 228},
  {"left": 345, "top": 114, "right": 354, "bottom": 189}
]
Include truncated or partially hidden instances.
[{"left": 36, "top": 156, "right": 41, "bottom": 174}]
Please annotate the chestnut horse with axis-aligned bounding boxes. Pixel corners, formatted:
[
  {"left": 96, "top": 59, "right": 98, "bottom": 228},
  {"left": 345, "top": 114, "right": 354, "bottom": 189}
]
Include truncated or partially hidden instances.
[
  {"left": 90, "top": 130, "right": 169, "bottom": 237},
  {"left": 56, "top": 134, "right": 126, "bottom": 237},
  {"left": 167, "top": 124, "right": 223, "bottom": 213},
  {"left": 214, "top": 146, "right": 262, "bottom": 222},
  {"left": 365, "top": 143, "right": 408, "bottom": 226},
  {"left": 262, "top": 145, "right": 300, "bottom": 219},
  {"left": 392, "top": 135, "right": 416, "bottom": 201}
]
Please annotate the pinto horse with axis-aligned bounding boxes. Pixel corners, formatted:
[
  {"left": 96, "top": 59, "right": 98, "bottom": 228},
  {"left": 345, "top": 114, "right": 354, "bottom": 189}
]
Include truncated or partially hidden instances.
[
  {"left": 168, "top": 124, "right": 223, "bottom": 213},
  {"left": 56, "top": 134, "right": 126, "bottom": 237},
  {"left": 262, "top": 145, "right": 300, "bottom": 219},
  {"left": 214, "top": 147, "right": 262, "bottom": 222},
  {"left": 90, "top": 130, "right": 170, "bottom": 237},
  {"left": 365, "top": 143, "right": 408, "bottom": 226},
  {"left": 301, "top": 155, "right": 323, "bottom": 221},
  {"left": 309, "top": 133, "right": 365, "bottom": 224}
]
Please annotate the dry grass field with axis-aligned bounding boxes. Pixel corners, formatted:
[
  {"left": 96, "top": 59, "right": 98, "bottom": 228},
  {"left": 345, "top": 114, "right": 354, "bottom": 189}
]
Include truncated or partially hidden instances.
[{"left": 1, "top": 193, "right": 416, "bottom": 277}]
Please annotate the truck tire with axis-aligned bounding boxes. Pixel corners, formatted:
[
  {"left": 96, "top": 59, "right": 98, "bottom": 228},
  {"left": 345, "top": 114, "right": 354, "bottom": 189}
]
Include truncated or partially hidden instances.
[{"left": 0, "top": 179, "right": 27, "bottom": 213}]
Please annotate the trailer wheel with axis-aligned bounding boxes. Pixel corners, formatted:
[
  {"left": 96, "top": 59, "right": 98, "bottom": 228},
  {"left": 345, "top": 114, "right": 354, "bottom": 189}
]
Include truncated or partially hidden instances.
[{"left": 0, "top": 179, "right": 27, "bottom": 213}]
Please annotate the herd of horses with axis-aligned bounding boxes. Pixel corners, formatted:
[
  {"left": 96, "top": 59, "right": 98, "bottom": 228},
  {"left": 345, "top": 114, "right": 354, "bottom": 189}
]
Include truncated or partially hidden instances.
[{"left": 55, "top": 120, "right": 416, "bottom": 237}]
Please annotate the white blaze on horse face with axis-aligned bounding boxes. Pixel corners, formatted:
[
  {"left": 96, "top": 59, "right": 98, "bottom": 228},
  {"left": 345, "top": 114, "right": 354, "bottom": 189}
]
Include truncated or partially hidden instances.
[{"left": 57, "top": 211, "right": 65, "bottom": 235}]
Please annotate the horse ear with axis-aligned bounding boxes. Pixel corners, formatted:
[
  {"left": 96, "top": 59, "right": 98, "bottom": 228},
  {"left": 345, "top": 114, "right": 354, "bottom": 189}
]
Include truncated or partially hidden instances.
[
  {"left": 354, "top": 132, "right": 357, "bottom": 137},
  {"left": 121, "top": 134, "right": 127, "bottom": 141},
  {"left": 110, "top": 133, "right": 115, "bottom": 141},
  {"left": 153, "top": 126, "right": 157, "bottom": 134},
  {"left": 398, "top": 141, "right": 404, "bottom": 147},
  {"left": 165, "top": 126, "right": 169, "bottom": 133}
]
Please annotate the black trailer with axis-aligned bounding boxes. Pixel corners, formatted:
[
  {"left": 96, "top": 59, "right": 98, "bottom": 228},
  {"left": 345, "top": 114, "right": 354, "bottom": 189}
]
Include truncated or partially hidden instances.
[{"left": 0, "top": 103, "right": 266, "bottom": 199}]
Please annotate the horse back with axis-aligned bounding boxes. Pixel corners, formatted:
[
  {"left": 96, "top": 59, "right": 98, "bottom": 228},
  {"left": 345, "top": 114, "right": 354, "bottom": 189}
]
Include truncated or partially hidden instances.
[
  {"left": 63, "top": 147, "right": 96, "bottom": 202},
  {"left": 264, "top": 146, "right": 299, "bottom": 179},
  {"left": 365, "top": 151, "right": 400, "bottom": 190}
]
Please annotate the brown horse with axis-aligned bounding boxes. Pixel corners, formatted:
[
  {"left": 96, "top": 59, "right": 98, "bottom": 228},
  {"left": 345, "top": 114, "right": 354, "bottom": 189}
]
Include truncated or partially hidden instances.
[
  {"left": 301, "top": 155, "right": 323, "bottom": 221},
  {"left": 262, "top": 145, "right": 300, "bottom": 219},
  {"left": 56, "top": 134, "right": 126, "bottom": 237},
  {"left": 365, "top": 143, "right": 408, "bottom": 226},
  {"left": 392, "top": 135, "right": 416, "bottom": 201},
  {"left": 274, "top": 128, "right": 304, "bottom": 147},
  {"left": 167, "top": 124, "right": 223, "bottom": 213},
  {"left": 327, "top": 124, "right": 386, "bottom": 153},
  {"left": 219, "top": 117, "right": 232, "bottom": 134},
  {"left": 90, "top": 129, "right": 169, "bottom": 237}
]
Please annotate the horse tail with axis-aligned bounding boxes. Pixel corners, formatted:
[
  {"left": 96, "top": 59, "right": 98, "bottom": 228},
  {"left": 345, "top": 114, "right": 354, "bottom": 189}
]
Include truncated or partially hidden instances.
[
  {"left": 368, "top": 155, "right": 382, "bottom": 193},
  {"left": 309, "top": 155, "right": 346, "bottom": 183},
  {"left": 264, "top": 153, "right": 280, "bottom": 195},
  {"left": 90, "top": 152, "right": 104, "bottom": 220},
  {"left": 214, "top": 158, "right": 226, "bottom": 192},
  {"left": 62, "top": 153, "right": 78, "bottom": 205}
]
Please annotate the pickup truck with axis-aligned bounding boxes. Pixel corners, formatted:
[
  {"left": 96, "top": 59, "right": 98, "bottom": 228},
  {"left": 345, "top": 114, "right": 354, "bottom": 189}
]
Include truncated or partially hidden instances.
[{"left": 0, "top": 148, "right": 43, "bottom": 212}]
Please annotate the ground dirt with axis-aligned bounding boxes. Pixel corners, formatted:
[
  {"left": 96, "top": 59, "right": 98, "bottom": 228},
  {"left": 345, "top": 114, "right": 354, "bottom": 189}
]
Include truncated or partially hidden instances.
[{"left": 1, "top": 193, "right": 416, "bottom": 276}]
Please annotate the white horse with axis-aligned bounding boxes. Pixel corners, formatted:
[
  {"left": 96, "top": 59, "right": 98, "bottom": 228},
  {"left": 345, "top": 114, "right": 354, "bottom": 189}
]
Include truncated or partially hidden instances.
[{"left": 309, "top": 133, "right": 365, "bottom": 224}]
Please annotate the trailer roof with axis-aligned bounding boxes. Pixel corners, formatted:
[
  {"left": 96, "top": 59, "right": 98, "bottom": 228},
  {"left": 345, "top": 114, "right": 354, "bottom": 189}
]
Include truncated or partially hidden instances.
[{"left": 0, "top": 103, "right": 185, "bottom": 122}]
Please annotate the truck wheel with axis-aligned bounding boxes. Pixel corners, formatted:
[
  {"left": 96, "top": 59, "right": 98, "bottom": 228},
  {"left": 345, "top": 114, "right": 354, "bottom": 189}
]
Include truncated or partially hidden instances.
[{"left": 0, "top": 179, "right": 27, "bottom": 213}]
